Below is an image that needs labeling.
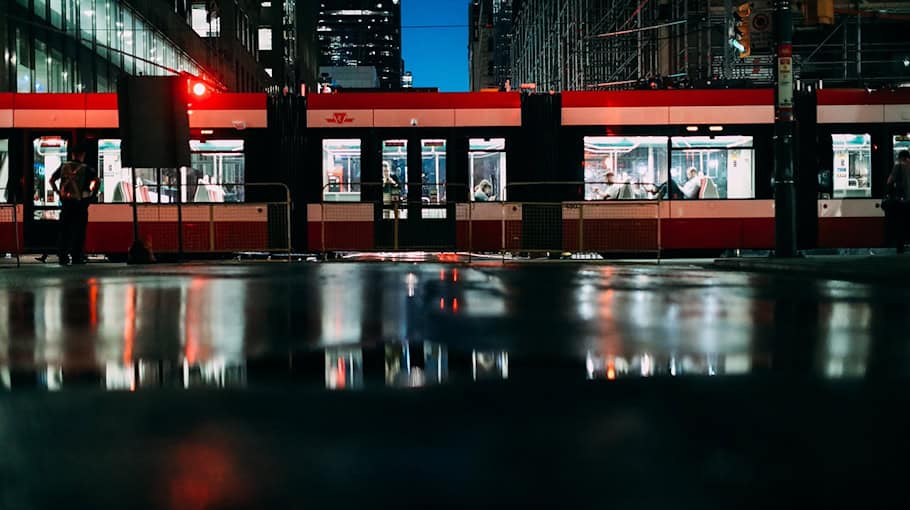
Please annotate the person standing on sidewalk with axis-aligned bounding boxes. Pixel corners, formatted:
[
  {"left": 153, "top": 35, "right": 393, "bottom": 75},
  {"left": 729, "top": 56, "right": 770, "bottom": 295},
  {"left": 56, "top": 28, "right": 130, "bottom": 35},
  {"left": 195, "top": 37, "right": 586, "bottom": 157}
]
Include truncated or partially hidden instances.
[
  {"left": 886, "top": 150, "right": 910, "bottom": 253},
  {"left": 49, "top": 144, "right": 99, "bottom": 265}
]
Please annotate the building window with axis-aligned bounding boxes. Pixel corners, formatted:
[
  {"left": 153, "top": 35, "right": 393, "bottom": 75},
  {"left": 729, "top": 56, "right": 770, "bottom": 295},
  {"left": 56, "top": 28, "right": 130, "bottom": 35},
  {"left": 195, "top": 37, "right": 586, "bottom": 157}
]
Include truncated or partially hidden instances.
[
  {"left": 584, "top": 136, "right": 667, "bottom": 200},
  {"left": 469, "top": 138, "right": 506, "bottom": 202},
  {"left": 831, "top": 134, "right": 872, "bottom": 198},
  {"left": 190, "top": 1, "right": 220, "bottom": 37},
  {"left": 258, "top": 27, "right": 272, "bottom": 50},
  {"left": 322, "top": 139, "right": 362, "bottom": 202},
  {"left": 670, "top": 136, "right": 755, "bottom": 199}
]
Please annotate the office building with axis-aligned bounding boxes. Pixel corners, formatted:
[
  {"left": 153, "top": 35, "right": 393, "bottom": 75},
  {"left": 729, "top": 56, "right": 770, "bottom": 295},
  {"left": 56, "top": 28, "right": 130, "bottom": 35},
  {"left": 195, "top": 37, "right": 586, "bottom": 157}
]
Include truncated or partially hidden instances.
[
  {"left": 469, "top": 0, "right": 512, "bottom": 91},
  {"left": 319, "top": 65, "right": 379, "bottom": 90},
  {"left": 316, "top": 0, "right": 402, "bottom": 90},
  {"left": 258, "top": 0, "right": 319, "bottom": 93},
  {"left": 1, "top": 0, "right": 267, "bottom": 93}
]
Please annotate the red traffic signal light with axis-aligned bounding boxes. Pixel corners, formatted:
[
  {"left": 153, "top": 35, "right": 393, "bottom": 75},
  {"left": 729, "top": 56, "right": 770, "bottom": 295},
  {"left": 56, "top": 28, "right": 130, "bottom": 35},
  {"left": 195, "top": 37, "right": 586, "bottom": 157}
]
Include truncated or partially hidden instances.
[{"left": 192, "top": 82, "right": 207, "bottom": 97}]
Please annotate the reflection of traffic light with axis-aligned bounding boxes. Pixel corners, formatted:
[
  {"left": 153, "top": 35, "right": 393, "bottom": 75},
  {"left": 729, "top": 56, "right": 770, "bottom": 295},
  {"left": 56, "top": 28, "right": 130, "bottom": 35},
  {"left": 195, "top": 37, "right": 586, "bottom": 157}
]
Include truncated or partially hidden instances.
[{"left": 730, "top": 2, "right": 751, "bottom": 58}]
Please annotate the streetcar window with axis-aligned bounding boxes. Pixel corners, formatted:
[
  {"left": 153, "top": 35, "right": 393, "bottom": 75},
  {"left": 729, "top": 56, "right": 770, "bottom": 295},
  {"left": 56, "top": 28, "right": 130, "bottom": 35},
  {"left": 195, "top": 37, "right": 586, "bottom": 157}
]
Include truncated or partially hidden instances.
[
  {"left": 382, "top": 139, "right": 408, "bottom": 203},
  {"left": 97, "top": 139, "right": 244, "bottom": 203},
  {"left": 98, "top": 139, "right": 165, "bottom": 203},
  {"left": 422, "top": 139, "right": 446, "bottom": 204},
  {"left": 469, "top": 138, "right": 506, "bottom": 202},
  {"left": 670, "top": 136, "right": 754, "bottom": 199},
  {"left": 831, "top": 134, "right": 871, "bottom": 198},
  {"left": 583, "top": 136, "right": 667, "bottom": 200},
  {"left": 189, "top": 139, "right": 245, "bottom": 203},
  {"left": 893, "top": 135, "right": 910, "bottom": 171},
  {"left": 33, "top": 137, "right": 67, "bottom": 207},
  {"left": 0, "top": 140, "right": 8, "bottom": 203},
  {"left": 322, "top": 139, "right": 362, "bottom": 202}
]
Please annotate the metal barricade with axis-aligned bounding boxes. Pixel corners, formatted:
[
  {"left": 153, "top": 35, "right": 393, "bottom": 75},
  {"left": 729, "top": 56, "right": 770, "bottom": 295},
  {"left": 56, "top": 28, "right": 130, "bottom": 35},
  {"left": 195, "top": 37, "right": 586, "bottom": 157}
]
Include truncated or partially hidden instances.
[
  {"left": 309, "top": 180, "right": 663, "bottom": 260},
  {"left": 110, "top": 181, "right": 292, "bottom": 259},
  {"left": 497, "top": 181, "right": 663, "bottom": 259},
  {"left": 315, "top": 182, "right": 463, "bottom": 254},
  {"left": 0, "top": 188, "right": 21, "bottom": 267}
]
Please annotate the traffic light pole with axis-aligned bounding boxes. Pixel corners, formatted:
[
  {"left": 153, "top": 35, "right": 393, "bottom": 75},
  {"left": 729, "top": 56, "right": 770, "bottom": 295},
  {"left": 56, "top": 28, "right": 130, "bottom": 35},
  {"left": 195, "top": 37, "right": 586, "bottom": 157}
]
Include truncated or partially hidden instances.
[{"left": 774, "top": 0, "right": 798, "bottom": 257}]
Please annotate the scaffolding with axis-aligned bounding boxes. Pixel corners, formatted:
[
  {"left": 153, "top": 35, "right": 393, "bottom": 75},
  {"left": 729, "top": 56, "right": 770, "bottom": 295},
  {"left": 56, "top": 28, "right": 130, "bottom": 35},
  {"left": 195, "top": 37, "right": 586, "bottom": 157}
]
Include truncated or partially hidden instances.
[
  {"left": 511, "top": 0, "right": 910, "bottom": 91},
  {"left": 511, "top": 0, "right": 701, "bottom": 91}
]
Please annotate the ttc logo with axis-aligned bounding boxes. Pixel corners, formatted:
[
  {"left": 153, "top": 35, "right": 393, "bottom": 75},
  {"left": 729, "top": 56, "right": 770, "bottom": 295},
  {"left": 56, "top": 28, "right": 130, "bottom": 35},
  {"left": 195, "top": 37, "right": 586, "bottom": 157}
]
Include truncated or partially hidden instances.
[{"left": 327, "top": 112, "right": 355, "bottom": 124}]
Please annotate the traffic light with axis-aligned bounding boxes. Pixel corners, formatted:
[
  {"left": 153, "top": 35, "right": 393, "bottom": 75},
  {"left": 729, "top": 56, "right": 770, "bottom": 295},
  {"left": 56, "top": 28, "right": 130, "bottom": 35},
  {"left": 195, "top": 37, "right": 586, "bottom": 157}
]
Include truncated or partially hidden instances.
[
  {"left": 186, "top": 78, "right": 212, "bottom": 101},
  {"left": 730, "top": 2, "right": 752, "bottom": 58}
]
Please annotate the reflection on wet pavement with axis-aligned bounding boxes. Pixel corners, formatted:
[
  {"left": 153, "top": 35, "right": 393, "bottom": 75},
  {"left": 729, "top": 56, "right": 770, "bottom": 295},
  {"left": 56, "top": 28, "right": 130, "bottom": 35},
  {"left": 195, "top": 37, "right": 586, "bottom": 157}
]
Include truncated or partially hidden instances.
[{"left": 0, "top": 263, "right": 903, "bottom": 390}]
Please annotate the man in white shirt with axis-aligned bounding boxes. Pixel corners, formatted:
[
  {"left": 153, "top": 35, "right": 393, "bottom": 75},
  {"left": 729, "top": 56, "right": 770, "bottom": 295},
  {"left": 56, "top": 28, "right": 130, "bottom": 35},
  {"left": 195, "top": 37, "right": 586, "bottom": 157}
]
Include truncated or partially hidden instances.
[{"left": 680, "top": 167, "right": 702, "bottom": 199}]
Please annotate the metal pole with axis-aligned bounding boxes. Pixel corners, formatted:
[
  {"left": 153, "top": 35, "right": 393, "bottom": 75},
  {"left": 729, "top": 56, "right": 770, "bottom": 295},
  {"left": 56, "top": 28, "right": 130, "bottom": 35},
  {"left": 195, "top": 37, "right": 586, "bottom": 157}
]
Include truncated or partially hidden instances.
[
  {"left": 176, "top": 169, "right": 184, "bottom": 261},
  {"left": 774, "top": 0, "right": 797, "bottom": 257},
  {"left": 12, "top": 200, "right": 20, "bottom": 268},
  {"left": 131, "top": 165, "right": 139, "bottom": 242}
]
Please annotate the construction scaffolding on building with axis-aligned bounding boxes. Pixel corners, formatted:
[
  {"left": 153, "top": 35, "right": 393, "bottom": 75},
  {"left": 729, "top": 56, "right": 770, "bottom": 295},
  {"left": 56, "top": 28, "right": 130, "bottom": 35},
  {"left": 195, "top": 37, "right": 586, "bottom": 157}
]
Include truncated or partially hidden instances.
[{"left": 511, "top": 0, "right": 910, "bottom": 91}]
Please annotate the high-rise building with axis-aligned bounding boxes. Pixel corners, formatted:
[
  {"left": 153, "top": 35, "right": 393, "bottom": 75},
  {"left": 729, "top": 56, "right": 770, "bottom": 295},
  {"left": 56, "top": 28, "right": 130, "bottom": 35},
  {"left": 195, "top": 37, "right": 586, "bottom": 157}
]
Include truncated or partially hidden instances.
[
  {"left": 316, "top": 0, "right": 402, "bottom": 90},
  {"left": 0, "top": 0, "right": 268, "bottom": 93},
  {"left": 258, "top": 0, "right": 319, "bottom": 93},
  {"left": 469, "top": 0, "right": 511, "bottom": 91}
]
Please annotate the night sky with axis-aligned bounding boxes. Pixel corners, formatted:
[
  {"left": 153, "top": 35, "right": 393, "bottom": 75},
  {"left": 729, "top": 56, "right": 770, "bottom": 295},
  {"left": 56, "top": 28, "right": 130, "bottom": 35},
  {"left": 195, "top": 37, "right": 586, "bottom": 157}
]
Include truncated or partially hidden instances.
[{"left": 401, "top": 0, "right": 469, "bottom": 92}]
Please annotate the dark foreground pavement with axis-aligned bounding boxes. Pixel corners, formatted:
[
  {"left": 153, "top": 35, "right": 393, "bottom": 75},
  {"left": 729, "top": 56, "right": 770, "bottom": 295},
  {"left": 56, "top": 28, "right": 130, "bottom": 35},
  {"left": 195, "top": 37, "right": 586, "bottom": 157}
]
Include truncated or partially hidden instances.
[
  {"left": 714, "top": 253, "right": 910, "bottom": 284},
  {"left": 1, "top": 262, "right": 909, "bottom": 508}
]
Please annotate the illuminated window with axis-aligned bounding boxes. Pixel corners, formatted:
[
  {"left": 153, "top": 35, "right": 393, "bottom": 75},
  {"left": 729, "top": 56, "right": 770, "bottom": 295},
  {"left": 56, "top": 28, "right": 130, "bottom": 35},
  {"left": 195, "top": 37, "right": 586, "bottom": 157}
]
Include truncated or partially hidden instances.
[
  {"left": 469, "top": 138, "right": 506, "bottom": 202},
  {"left": 322, "top": 139, "right": 361, "bottom": 202},
  {"left": 382, "top": 139, "right": 407, "bottom": 203},
  {"left": 421, "top": 139, "right": 446, "bottom": 204},
  {"left": 190, "top": 1, "right": 220, "bottom": 37},
  {"left": 831, "top": 134, "right": 871, "bottom": 198},
  {"left": 258, "top": 27, "right": 272, "bottom": 50},
  {"left": 96, "top": 139, "right": 244, "bottom": 204},
  {"left": 189, "top": 139, "right": 245, "bottom": 202},
  {"left": 583, "top": 136, "right": 667, "bottom": 200},
  {"left": 670, "top": 136, "right": 755, "bottom": 199},
  {"left": 32, "top": 137, "right": 68, "bottom": 209},
  {"left": 0, "top": 140, "right": 8, "bottom": 203}
]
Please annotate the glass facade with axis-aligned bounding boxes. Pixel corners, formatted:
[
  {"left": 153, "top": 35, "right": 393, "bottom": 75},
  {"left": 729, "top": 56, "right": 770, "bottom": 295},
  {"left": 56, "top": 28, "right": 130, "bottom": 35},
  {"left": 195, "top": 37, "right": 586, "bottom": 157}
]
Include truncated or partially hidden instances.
[{"left": 1, "top": 0, "right": 202, "bottom": 92}]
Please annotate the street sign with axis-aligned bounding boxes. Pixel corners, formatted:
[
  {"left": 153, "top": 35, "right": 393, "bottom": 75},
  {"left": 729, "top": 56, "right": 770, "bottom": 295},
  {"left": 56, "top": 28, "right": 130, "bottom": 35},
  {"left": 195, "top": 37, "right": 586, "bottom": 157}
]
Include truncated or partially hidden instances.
[{"left": 777, "top": 44, "right": 793, "bottom": 111}]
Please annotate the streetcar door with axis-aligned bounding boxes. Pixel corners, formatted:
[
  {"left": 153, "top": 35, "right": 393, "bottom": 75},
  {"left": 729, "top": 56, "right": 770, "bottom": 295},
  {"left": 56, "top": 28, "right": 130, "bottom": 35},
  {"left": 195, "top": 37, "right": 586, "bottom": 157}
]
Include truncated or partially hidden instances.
[
  {"left": 375, "top": 137, "right": 455, "bottom": 250},
  {"left": 24, "top": 134, "right": 71, "bottom": 251}
]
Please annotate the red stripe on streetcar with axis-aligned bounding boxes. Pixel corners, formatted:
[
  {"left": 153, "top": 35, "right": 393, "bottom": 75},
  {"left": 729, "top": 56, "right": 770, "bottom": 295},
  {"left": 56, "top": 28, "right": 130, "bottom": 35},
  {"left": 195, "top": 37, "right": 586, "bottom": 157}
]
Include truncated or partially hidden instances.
[{"left": 308, "top": 92, "right": 521, "bottom": 110}]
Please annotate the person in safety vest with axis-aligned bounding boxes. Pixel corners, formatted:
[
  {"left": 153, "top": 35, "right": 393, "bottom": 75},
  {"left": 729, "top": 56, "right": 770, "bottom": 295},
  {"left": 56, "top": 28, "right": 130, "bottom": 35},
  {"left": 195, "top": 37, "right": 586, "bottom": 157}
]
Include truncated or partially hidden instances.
[{"left": 50, "top": 144, "right": 99, "bottom": 266}]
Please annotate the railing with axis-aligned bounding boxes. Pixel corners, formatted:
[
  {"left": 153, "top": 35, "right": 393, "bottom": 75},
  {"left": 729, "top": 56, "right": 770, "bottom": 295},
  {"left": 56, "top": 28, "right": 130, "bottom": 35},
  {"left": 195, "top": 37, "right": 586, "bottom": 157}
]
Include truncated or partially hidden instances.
[
  {"left": 36, "top": 182, "right": 293, "bottom": 259},
  {"left": 314, "top": 181, "right": 662, "bottom": 260}
]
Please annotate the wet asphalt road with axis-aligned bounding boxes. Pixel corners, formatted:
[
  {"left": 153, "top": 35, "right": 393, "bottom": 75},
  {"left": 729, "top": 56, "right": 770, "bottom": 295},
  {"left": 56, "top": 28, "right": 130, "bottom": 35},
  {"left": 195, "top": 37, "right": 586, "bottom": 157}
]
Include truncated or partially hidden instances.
[{"left": 1, "top": 262, "right": 909, "bottom": 508}]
